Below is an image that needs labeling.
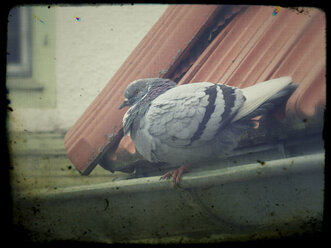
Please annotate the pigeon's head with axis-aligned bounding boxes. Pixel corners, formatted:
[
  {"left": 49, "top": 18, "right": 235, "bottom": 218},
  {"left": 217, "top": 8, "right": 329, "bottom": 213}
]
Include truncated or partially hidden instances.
[
  {"left": 119, "top": 79, "right": 152, "bottom": 109},
  {"left": 119, "top": 78, "right": 176, "bottom": 109}
]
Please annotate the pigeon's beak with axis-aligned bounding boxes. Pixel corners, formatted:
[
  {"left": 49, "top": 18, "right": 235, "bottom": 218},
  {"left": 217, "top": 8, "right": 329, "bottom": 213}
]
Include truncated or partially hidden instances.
[{"left": 119, "top": 99, "right": 129, "bottom": 110}]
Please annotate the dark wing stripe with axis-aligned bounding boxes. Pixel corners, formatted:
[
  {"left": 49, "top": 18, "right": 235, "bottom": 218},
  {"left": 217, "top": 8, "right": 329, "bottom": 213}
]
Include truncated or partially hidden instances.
[
  {"left": 218, "top": 84, "right": 236, "bottom": 126},
  {"left": 190, "top": 84, "right": 218, "bottom": 144}
]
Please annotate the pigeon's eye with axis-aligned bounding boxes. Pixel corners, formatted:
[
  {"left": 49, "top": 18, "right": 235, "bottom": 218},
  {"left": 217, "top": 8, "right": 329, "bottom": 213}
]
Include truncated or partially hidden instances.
[{"left": 134, "top": 89, "right": 140, "bottom": 95}]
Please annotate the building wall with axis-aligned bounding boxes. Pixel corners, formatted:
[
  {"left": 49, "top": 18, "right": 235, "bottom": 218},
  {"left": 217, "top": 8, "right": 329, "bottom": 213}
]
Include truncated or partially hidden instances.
[{"left": 8, "top": 5, "right": 168, "bottom": 132}]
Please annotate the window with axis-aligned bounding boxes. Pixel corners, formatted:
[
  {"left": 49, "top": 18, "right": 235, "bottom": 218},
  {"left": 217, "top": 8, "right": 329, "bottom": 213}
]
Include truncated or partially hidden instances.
[
  {"left": 7, "top": 6, "right": 56, "bottom": 108},
  {"left": 7, "top": 7, "right": 32, "bottom": 77}
]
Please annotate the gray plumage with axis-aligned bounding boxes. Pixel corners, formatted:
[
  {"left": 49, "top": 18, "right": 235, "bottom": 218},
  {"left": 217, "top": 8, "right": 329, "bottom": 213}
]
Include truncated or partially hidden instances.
[{"left": 119, "top": 77, "right": 297, "bottom": 168}]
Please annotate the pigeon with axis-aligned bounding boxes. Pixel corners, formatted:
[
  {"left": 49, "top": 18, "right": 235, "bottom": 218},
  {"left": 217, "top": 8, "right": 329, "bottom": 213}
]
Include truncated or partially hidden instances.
[{"left": 119, "top": 77, "right": 297, "bottom": 187}]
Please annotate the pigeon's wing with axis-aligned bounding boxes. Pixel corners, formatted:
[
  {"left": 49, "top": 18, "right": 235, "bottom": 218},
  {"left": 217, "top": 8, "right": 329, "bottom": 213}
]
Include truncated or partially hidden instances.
[{"left": 145, "top": 82, "right": 246, "bottom": 148}]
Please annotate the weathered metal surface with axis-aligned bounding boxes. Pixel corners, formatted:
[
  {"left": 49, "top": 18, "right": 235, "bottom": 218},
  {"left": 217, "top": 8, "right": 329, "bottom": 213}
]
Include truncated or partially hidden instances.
[{"left": 14, "top": 153, "right": 324, "bottom": 243}]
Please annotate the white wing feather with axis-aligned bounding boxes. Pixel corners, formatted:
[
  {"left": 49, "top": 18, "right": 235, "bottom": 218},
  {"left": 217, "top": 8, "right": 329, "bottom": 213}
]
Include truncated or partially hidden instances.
[{"left": 232, "top": 76, "right": 292, "bottom": 122}]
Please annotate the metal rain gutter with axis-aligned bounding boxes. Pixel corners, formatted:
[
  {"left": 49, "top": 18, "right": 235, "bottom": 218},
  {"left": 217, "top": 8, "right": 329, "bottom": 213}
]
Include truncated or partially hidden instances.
[
  {"left": 16, "top": 153, "right": 323, "bottom": 242},
  {"left": 30, "top": 153, "right": 324, "bottom": 199}
]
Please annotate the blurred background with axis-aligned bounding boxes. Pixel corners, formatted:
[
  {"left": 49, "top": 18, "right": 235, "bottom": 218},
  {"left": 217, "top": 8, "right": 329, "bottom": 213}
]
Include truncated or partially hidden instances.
[
  {"left": 6, "top": 5, "right": 169, "bottom": 243},
  {"left": 7, "top": 4, "right": 168, "bottom": 191},
  {"left": 7, "top": 5, "right": 167, "bottom": 132}
]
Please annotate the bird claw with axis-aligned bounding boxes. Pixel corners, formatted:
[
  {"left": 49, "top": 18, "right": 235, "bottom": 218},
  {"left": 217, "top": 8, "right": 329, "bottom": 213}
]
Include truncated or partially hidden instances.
[
  {"left": 159, "top": 171, "right": 173, "bottom": 180},
  {"left": 159, "top": 164, "right": 191, "bottom": 188}
]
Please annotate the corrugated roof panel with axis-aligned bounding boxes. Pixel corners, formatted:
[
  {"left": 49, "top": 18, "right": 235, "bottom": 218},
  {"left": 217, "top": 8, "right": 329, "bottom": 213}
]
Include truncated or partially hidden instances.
[
  {"left": 172, "top": 6, "right": 247, "bottom": 83},
  {"left": 179, "top": 6, "right": 278, "bottom": 85},
  {"left": 179, "top": 6, "right": 325, "bottom": 118},
  {"left": 226, "top": 9, "right": 311, "bottom": 85},
  {"left": 268, "top": 9, "right": 326, "bottom": 117}
]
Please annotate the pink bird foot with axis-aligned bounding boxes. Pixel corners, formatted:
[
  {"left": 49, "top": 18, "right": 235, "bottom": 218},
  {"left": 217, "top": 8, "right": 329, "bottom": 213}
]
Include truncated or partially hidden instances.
[{"left": 160, "top": 164, "right": 191, "bottom": 187}]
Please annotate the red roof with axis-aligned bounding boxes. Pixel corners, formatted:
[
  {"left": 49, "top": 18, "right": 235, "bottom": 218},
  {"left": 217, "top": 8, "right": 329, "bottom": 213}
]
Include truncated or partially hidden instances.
[{"left": 64, "top": 5, "right": 325, "bottom": 174}]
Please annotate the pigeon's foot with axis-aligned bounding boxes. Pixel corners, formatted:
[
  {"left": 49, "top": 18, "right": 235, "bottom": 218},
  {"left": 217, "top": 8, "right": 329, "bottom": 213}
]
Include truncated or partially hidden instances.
[
  {"left": 252, "top": 115, "right": 262, "bottom": 129},
  {"left": 160, "top": 164, "right": 191, "bottom": 187}
]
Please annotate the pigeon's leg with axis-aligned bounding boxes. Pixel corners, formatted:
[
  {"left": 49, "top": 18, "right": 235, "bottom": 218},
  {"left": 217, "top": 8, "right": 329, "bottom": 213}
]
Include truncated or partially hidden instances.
[
  {"left": 252, "top": 115, "right": 262, "bottom": 129},
  {"left": 160, "top": 163, "right": 191, "bottom": 187}
]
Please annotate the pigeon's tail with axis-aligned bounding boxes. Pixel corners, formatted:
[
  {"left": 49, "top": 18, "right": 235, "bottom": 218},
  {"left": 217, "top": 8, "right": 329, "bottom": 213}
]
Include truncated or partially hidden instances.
[
  {"left": 240, "top": 83, "right": 298, "bottom": 121},
  {"left": 232, "top": 77, "right": 298, "bottom": 122}
]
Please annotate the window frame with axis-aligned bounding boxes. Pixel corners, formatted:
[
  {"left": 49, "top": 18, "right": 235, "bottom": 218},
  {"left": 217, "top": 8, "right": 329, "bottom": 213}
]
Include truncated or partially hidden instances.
[
  {"left": 7, "top": 7, "right": 32, "bottom": 77},
  {"left": 7, "top": 6, "right": 56, "bottom": 108}
]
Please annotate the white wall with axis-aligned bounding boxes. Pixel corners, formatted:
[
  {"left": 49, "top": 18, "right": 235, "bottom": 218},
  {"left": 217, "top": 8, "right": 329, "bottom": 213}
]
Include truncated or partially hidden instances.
[{"left": 9, "top": 4, "right": 168, "bottom": 132}]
